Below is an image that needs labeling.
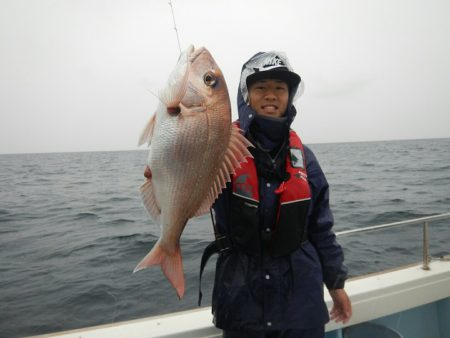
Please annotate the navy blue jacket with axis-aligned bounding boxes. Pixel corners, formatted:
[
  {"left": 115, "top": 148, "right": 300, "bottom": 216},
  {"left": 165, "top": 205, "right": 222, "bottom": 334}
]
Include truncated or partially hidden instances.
[{"left": 210, "top": 90, "right": 348, "bottom": 331}]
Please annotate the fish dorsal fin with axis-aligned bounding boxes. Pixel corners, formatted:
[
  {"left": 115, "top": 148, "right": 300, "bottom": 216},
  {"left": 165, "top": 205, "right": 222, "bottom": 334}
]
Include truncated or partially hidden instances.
[
  {"left": 138, "top": 113, "right": 156, "bottom": 146},
  {"left": 140, "top": 178, "right": 161, "bottom": 223},
  {"left": 193, "top": 125, "right": 253, "bottom": 217}
]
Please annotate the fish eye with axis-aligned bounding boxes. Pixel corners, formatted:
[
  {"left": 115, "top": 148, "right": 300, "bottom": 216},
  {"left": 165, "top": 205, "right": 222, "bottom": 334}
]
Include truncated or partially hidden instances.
[{"left": 203, "top": 71, "right": 217, "bottom": 87}]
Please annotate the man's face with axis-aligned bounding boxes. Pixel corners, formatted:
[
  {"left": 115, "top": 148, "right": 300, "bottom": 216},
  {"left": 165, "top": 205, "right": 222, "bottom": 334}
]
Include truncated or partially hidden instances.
[{"left": 248, "top": 79, "right": 289, "bottom": 118}]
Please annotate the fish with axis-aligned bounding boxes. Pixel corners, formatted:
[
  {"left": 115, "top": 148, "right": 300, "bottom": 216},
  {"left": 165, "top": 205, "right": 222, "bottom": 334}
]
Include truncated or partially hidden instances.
[{"left": 134, "top": 46, "right": 252, "bottom": 298}]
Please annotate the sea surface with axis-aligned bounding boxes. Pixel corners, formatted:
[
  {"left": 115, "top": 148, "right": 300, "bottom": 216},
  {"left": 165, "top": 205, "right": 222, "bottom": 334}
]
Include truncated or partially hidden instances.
[{"left": 1, "top": 138, "right": 449, "bottom": 338}]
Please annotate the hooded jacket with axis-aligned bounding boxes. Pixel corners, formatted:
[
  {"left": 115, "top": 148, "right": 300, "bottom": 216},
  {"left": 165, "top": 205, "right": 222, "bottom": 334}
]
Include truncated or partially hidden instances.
[{"left": 211, "top": 52, "right": 347, "bottom": 331}]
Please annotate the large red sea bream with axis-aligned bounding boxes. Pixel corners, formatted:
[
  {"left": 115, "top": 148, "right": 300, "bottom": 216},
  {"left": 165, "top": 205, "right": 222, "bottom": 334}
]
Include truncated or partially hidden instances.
[{"left": 135, "top": 46, "right": 252, "bottom": 298}]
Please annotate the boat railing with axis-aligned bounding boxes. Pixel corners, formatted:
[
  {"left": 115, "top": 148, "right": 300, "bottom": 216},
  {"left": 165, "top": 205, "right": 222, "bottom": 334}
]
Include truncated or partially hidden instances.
[{"left": 335, "top": 212, "right": 450, "bottom": 271}]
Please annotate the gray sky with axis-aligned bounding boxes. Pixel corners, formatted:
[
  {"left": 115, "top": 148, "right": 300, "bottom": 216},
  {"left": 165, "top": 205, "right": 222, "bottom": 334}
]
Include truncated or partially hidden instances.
[{"left": 1, "top": 0, "right": 449, "bottom": 154}]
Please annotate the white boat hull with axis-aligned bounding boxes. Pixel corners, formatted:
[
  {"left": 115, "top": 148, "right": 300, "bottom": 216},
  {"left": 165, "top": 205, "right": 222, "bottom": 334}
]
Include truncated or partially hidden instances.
[{"left": 30, "top": 259, "right": 450, "bottom": 338}]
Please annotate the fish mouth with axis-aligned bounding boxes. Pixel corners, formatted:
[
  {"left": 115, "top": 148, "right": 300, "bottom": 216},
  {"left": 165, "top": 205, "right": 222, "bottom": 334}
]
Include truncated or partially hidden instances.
[{"left": 167, "top": 46, "right": 214, "bottom": 115}]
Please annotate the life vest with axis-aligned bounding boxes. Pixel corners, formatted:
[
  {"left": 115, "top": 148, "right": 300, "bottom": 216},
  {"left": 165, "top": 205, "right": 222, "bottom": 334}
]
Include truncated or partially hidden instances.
[
  {"left": 198, "top": 126, "right": 311, "bottom": 305},
  {"left": 230, "top": 127, "right": 311, "bottom": 257}
]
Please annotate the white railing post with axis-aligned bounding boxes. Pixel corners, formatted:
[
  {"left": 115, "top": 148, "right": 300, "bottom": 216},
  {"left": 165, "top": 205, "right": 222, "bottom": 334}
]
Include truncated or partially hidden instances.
[{"left": 422, "top": 221, "right": 430, "bottom": 270}]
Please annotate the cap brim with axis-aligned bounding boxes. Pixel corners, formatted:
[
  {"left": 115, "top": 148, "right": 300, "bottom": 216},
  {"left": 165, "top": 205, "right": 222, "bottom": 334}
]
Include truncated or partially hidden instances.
[{"left": 246, "top": 69, "right": 301, "bottom": 89}]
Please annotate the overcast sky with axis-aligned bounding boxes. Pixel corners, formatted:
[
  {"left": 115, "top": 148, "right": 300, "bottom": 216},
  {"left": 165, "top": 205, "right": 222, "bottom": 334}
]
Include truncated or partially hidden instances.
[{"left": 1, "top": 0, "right": 449, "bottom": 154}]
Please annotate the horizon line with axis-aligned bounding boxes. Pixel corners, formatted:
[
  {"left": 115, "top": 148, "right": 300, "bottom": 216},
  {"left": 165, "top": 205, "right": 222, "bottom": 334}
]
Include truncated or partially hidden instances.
[{"left": 1, "top": 136, "right": 449, "bottom": 156}]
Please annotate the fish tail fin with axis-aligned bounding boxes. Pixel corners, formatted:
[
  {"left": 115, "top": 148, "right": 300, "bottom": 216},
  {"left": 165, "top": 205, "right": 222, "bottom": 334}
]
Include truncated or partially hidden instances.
[{"left": 133, "top": 241, "right": 185, "bottom": 299}]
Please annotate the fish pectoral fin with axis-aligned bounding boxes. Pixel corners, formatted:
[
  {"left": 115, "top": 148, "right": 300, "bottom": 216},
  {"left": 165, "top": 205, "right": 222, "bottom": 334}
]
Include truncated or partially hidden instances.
[
  {"left": 140, "top": 179, "right": 161, "bottom": 223},
  {"left": 138, "top": 113, "right": 156, "bottom": 146},
  {"left": 133, "top": 241, "right": 185, "bottom": 299},
  {"left": 193, "top": 125, "right": 254, "bottom": 217}
]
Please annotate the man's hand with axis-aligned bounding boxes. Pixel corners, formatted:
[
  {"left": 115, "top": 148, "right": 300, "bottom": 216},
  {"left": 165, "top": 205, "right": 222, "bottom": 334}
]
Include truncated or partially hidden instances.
[{"left": 329, "top": 288, "right": 352, "bottom": 324}]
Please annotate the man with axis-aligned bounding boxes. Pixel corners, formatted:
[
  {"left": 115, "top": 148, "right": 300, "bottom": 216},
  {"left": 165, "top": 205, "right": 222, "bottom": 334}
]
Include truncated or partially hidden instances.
[{"left": 209, "top": 51, "right": 352, "bottom": 338}]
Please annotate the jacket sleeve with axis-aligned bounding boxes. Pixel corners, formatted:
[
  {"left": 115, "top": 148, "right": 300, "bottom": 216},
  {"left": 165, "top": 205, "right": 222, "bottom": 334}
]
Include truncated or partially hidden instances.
[{"left": 304, "top": 146, "right": 348, "bottom": 290}]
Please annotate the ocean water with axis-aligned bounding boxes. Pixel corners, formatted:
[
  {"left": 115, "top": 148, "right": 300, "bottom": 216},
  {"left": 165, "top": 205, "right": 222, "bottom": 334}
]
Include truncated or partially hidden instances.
[{"left": 0, "top": 138, "right": 449, "bottom": 338}]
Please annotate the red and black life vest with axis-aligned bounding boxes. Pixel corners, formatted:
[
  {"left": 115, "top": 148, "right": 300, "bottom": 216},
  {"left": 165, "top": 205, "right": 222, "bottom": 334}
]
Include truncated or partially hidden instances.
[
  {"left": 230, "top": 129, "right": 311, "bottom": 257},
  {"left": 198, "top": 128, "right": 312, "bottom": 305}
]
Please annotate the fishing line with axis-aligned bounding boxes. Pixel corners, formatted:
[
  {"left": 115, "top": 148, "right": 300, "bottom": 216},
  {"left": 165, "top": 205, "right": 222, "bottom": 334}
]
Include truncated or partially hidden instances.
[{"left": 168, "top": 0, "right": 182, "bottom": 53}]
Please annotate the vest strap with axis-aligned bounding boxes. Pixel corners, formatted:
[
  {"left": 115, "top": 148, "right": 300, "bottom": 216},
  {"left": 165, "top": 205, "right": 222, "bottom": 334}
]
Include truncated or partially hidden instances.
[{"left": 198, "top": 236, "right": 232, "bottom": 306}]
